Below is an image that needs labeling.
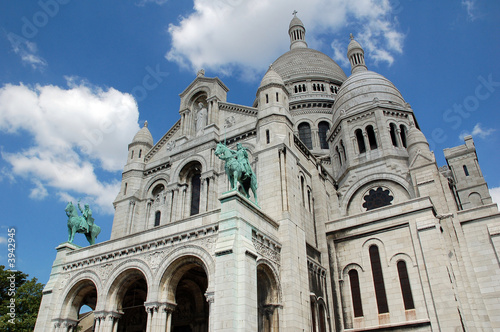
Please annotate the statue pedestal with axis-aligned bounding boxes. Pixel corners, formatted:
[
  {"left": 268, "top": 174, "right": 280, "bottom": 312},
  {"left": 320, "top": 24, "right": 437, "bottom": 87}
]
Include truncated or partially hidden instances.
[{"left": 212, "top": 190, "right": 260, "bottom": 332}]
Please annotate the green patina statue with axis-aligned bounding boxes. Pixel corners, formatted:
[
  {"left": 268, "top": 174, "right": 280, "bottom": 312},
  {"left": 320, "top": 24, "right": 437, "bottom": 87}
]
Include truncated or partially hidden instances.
[
  {"left": 65, "top": 201, "right": 101, "bottom": 245},
  {"left": 214, "top": 142, "right": 258, "bottom": 204}
]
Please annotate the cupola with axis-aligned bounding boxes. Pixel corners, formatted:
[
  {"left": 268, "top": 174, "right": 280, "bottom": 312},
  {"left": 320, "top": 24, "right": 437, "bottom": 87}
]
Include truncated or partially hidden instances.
[
  {"left": 347, "top": 34, "right": 367, "bottom": 74},
  {"left": 289, "top": 11, "right": 307, "bottom": 50}
]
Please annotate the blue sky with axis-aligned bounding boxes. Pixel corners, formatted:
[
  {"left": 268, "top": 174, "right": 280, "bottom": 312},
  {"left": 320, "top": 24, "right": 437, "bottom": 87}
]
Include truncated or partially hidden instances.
[{"left": 0, "top": 0, "right": 499, "bottom": 284}]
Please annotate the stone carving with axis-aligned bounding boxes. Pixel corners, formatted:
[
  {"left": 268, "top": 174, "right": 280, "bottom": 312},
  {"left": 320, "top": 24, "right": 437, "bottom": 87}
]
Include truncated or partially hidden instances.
[
  {"left": 224, "top": 116, "right": 236, "bottom": 128},
  {"left": 145, "top": 250, "right": 168, "bottom": 270},
  {"left": 65, "top": 201, "right": 101, "bottom": 245},
  {"left": 98, "top": 263, "right": 113, "bottom": 281},
  {"left": 214, "top": 142, "right": 258, "bottom": 204},
  {"left": 196, "top": 102, "right": 207, "bottom": 135},
  {"left": 59, "top": 273, "right": 72, "bottom": 290},
  {"left": 166, "top": 141, "right": 176, "bottom": 151},
  {"left": 252, "top": 239, "right": 281, "bottom": 265}
]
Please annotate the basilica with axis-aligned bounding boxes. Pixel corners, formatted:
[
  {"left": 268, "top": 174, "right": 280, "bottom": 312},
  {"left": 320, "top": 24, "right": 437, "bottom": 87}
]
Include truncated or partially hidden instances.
[{"left": 35, "top": 14, "right": 500, "bottom": 332}]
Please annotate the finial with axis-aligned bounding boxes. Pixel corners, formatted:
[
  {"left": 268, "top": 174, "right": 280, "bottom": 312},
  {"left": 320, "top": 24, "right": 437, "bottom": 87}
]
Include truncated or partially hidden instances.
[
  {"left": 292, "top": 10, "right": 298, "bottom": 16},
  {"left": 197, "top": 69, "right": 205, "bottom": 77},
  {"left": 144, "top": 120, "right": 148, "bottom": 128},
  {"left": 350, "top": 33, "right": 354, "bottom": 40}
]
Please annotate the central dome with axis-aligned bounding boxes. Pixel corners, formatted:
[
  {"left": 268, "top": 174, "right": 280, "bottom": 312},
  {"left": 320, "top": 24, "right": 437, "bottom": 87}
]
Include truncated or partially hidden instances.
[{"left": 271, "top": 47, "right": 347, "bottom": 84}]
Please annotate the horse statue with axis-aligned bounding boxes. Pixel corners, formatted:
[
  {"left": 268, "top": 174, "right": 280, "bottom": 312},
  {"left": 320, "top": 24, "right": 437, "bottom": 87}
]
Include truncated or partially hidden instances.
[
  {"left": 65, "top": 201, "right": 101, "bottom": 245},
  {"left": 214, "top": 142, "right": 258, "bottom": 204}
]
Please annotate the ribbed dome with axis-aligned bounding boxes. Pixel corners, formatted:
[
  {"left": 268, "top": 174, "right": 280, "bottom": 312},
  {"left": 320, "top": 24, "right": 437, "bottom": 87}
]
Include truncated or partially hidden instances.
[
  {"left": 132, "top": 122, "right": 153, "bottom": 147},
  {"left": 260, "top": 67, "right": 284, "bottom": 87},
  {"left": 333, "top": 70, "right": 405, "bottom": 122},
  {"left": 271, "top": 47, "right": 347, "bottom": 83},
  {"left": 347, "top": 36, "right": 363, "bottom": 53}
]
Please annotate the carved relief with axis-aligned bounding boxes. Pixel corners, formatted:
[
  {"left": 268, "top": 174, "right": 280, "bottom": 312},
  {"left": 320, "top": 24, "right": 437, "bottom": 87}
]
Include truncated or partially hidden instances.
[
  {"left": 98, "top": 263, "right": 113, "bottom": 281},
  {"left": 59, "top": 273, "right": 72, "bottom": 290}
]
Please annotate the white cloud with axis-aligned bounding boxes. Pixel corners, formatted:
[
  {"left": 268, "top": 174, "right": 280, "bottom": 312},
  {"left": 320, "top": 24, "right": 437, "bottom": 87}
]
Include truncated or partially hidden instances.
[
  {"left": 462, "top": 0, "right": 477, "bottom": 21},
  {"left": 166, "top": 0, "right": 404, "bottom": 77},
  {"left": 459, "top": 123, "right": 495, "bottom": 140},
  {"left": 0, "top": 79, "right": 140, "bottom": 213},
  {"left": 490, "top": 187, "right": 500, "bottom": 206},
  {"left": 7, "top": 33, "right": 47, "bottom": 70},
  {"left": 135, "top": 0, "right": 168, "bottom": 6},
  {"left": 29, "top": 180, "right": 48, "bottom": 200}
]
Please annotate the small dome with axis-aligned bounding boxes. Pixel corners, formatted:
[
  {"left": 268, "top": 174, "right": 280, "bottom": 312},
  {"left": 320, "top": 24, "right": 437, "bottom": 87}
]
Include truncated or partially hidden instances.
[
  {"left": 347, "top": 35, "right": 363, "bottom": 54},
  {"left": 333, "top": 70, "right": 405, "bottom": 122},
  {"left": 260, "top": 67, "right": 284, "bottom": 88},
  {"left": 132, "top": 121, "right": 154, "bottom": 147},
  {"left": 289, "top": 14, "right": 304, "bottom": 30}
]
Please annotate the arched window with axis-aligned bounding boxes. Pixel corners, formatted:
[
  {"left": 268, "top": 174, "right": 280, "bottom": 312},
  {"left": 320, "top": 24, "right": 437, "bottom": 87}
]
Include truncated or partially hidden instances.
[
  {"left": 313, "top": 84, "right": 317, "bottom": 91},
  {"left": 124, "top": 183, "right": 128, "bottom": 195},
  {"left": 295, "top": 86, "right": 298, "bottom": 93},
  {"left": 397, "top": 260, "right": 415, "bottom": 310},
  {"left": 318, "top": 303, "right": 327, "bottom": 332},
  {"left": 366, "top": 125, "right": 378, "bottom": 150},
  {"left": 276, "top": 92, "right": 279, "bottom": 102},
  {"left": 302, "top": 84, "right": 306, "bottom": 92},
  {"left": 390, "top": 123, "right": 398, "bottom": 147},
  {"left": 266, "top": 94, "right": 269, "bottom": 103},
  {"left": 154, "top": 211, "right": 161, "bottom": 227},
  {"left": 349, "top": 269, "right": 364, "bottom": 317},
  {"left": 318, "top": 121, "right": 330, "bottom": 149},
  {"left": 463, "top": 165, "right": 469, "bottom": 176},
  {"left": 138, "top": 149, "right": 142, "bottom": 158},
  {"left": 298, "top": 122, "right": 313, "bottom": 149},
  {"left": 266, "top": 130, "right": 270, "bottom": 144},
  {"left": 355, "top": 129, "right": 366, "bottom": 154},
  {"left": 400, "top": 125, "right": 407, "bottom": 148},
  {"left": 369, "top": 245, "right": 389, "bottom": 313},
  {"left": 190, "top": 174, "right": 201, "bottom": 216},
  {"left": 311, "top": 301, "right": 317, "bottom": 332},
  {"left": 131, "top": 150, "right": 134, "bottom": 159}
]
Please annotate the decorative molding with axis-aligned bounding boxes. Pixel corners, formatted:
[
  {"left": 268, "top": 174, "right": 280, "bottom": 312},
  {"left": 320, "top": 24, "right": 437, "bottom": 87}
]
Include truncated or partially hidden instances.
[
  {"left": 307, "top": 258, "right": 327, "bottom": 278},
  {"left": 62, "top": 225, "right": 218, "bottom": 272},
  {"left": 219, "top": 102, "right": 258, "bottom": 116},
  {"left": 145, "top": 120, "right": 181, "bottom": 162},
  {"left": 252, "top": 230, "right": 281, "bottom": 265}
]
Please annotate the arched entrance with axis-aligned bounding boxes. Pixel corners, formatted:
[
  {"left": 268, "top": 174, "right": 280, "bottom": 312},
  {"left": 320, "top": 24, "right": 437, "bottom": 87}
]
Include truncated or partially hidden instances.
[
  {"left": 60, "top": 279, "right": 98, "bottom": 331},
  {"left": 257, "top": 263, "right": 280, "bottom": 332},
  {"left": 161, "top": 256, "right": 210, "bottom": 332},
  {"left": 116, "top": 270, "right": 148, "bottom": 332},
  {"left": 171, "top": 265, "right": 208, "bottom": 332}
]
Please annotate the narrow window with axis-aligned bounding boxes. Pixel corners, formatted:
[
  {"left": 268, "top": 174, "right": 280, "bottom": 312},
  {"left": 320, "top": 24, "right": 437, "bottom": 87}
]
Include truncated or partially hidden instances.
[
  {"left": 336, "top": 146, "right": 342, "bottom": 166},
  {"left": 303, "top": 84, "right": 306, "bottom": 92},
  {"left": 124, "top": 183, "right": 128, "bottom": 195},
  {"left": 318, "top": 121, "right": 330, "bottom": 149},
  {"left": 299, "top": 85, "right": 302, "bottom": 92},
  {"left": 311, "top": 302, "right": 317, "bottom": 332},
  {"left": 266, "top": 129, "right": 270, "bottom": 144},
  {"left": 298, "top": 122, "right": 313, "bottom": 149},
  {"left": 390, "top": 123, "right": 398, "bottom": 147},
  {"left": 400, "top": 125, "right": 407, "bottom": 148},
  {"left": 318, "top": 304, "right": 327, "bottom": 332},
  {"left": 321, "top": 84, "right": 325, "bottom": 91},
  {"left": 266, "top": 94, "right": 269, "bottom": 103},
  {"left": 366, "top": 125, "right": 378, "bottom": 150},
  {"left": 355, "top": 129, "right": 366, "bottom": 154},
  {"left": 138, "top": 149, "right": 142, "bottom": 158},
  {"left": 369, "top": 245, "right": 389, "bottom": 313},
  {"left": 131, "top": 150, "right": 134, "bottom": 159},
  {"left": 463, "top": 165, "right": 469, "bottom": 176},
  {"left": 307, "top": 190, "right": 312, "bottom": 212},
  {"left": 301, "top": 176, "right": 305, "bottom": 207},
  {"left": 349, "top": 269, "right": 364, "bottom": 317},
  {"left": 190, "top": 174, "right": 201, "bottom": 215},
  {"left": 276, "top": 92, "right": 279, "bottom": 102},
  {"left": 313, "top": 84, "right": 317, "bottom": 91},
  {"left": 397, "top": 261, "right": 415, "bottom": 310},
  {"left": 341, "top": 140, "right": 347, "bottom": 162},
  {"left": 295, "top": 86, "right": 298, "bottom": 93},
  {"left": 154, "top": 211, "right": 161, "bottom": 227}
]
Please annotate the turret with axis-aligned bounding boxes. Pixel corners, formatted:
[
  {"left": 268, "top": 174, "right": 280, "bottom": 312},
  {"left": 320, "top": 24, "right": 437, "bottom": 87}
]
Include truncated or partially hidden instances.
[
  {"left": 289, "top": 11, "right": 307, "bottom": 50},
  {"left": 347, "top": 34, "right": 367, "bottom": 74}
]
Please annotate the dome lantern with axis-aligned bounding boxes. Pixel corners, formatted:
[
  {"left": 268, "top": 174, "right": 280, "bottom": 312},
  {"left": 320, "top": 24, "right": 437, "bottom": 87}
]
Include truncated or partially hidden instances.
[
  {"left": 289, "top": 11, "right": 307, "bottom": 50},
  {"left": 347, "top": 34, "right": 367, "bottom": 74}
]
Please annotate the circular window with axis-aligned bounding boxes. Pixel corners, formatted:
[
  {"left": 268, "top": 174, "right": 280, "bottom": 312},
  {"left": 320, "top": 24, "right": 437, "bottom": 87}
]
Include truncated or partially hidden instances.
[{"left": 362, "top": 187, "right": 394, "bottom": 211}]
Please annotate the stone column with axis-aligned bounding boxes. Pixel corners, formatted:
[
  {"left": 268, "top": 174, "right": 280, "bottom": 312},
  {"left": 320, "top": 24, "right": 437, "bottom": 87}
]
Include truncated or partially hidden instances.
[
  {"left": 127, "top": 200, "right": 136, "bottom": 234},
  {"left": 162, "top": 303, "right": 176, "bottom": 332},
  {"left": 199, "top": 176, "right": 208, "bottom": 213},
  {"left": 205, "top": 291, "right": 214, "bottom": 332},
  {"left": 145, "top": 304, "right": 158, "bottom": 332},
  {"left": 312, "top": 128, "right": 319, "bottom": 149}
]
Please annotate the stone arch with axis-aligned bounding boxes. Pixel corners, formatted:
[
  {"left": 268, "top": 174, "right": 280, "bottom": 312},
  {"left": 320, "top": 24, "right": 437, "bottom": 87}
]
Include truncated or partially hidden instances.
[
  {"left": 342, "top": 175, "right": 412, "bottom": 216},
  {"left": 143, "top": 175, "right": 170, "bottom": 198},
  {"left": 157, "top": 251, "right": 211, "bottom": 331},
  {"left": 156, "top": 245, "right": 214, "bottom": 303},
  {"left": 469, "top": 192, "right": 482, "bottom": 207},
  {"left": 172, "top": 155, "right": 207, "bottom": 183},
  {"left": 257, "top": 260, "right": 281, "bottom": 332},
  {"left": 185, "top": 87, "right": 209, "bottom": 109},
  {"left": 58, "top": 273, "right": 100, "bottom": 322},
  {"left": 389, "top": 252, "right": 416, "bottom": 268},
  {"left": 103, "top": 260, "right": 154, "bottom": 311}
]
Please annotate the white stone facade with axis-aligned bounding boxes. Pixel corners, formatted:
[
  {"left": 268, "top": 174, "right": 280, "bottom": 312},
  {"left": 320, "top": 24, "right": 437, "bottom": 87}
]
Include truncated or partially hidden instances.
[{"left": 35, "top": 15, "right": 500, "bottom": 332}]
